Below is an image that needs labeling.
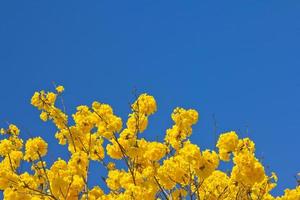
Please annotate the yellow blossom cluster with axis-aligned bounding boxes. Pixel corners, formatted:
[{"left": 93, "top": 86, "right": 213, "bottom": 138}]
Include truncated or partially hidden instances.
[
  {"left": 0, "top": 85, "right": 299, "bottom": 200},
  {"left": 165, "top": 107, "right": 198, "bottom": 150}
]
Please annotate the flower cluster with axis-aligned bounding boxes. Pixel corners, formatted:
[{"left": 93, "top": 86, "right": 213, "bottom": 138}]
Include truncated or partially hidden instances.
[{"left": 0, "top": 85, "right": 299, "bottom": 200}]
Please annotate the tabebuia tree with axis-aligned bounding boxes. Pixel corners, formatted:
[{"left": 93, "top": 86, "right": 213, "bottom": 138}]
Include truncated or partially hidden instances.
[{"left": 0, "top": 85, "right": 299, "bottom": 200}]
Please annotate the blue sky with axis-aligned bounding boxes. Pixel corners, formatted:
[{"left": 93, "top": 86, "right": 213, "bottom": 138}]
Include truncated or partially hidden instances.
[{"left": 0, "top": 1, "right": 300, "bottom": 197}]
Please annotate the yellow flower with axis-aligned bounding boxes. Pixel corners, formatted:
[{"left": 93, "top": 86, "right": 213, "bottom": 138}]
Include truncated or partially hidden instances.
[
  {"left": 0, "top": 128, "right": 5, "bottom": 135},
  {"left": 126, "top": 113, "right": 148, "bottom": 133},
  {"left": 107, "top": 162, "right": 116, "bottom": 170},
  {"left": 24, "top": 137, "right": 48, "bottom": 161},
  {"left": 8, "top": 124, "right": 20, "bottom": 136},
  {"left": 131, "top": 93, "right": 157, "bottom": 116},
  {"left": 39, "top": 111, "right": 48, "bottom": 121},
  {"left": 55, "top": 85, "right": 64, "bottom": 93},
  {"left": 144, "top": 141, "right": 167, "bottom": 161},
  {"left": 216, "top": 131, "right": 239, "bottom": 161}
]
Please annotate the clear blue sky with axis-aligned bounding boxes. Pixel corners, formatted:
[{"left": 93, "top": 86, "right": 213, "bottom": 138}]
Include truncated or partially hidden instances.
[{"left": 0, "top": 1, "right": 300, "bottom": 197}]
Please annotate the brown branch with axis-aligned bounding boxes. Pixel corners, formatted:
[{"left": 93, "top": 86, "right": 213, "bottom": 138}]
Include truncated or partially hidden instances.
[{"left": 154, "top": 176, "right": 169, "bottom": 200}]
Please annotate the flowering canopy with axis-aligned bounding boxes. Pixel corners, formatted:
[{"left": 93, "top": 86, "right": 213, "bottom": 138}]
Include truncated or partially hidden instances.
[{"left": 0, "top": 85, "right": 299, "bottom": 200}]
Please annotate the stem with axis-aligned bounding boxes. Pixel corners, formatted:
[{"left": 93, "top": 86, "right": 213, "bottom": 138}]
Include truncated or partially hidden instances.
[
  {"left": 37, "top": 151, "right": 56, "bottom": 199},
  {"left": 154, "top": 176, "right": 169, "bottom": 200}
]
